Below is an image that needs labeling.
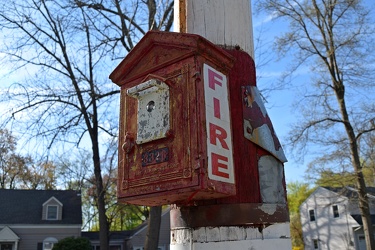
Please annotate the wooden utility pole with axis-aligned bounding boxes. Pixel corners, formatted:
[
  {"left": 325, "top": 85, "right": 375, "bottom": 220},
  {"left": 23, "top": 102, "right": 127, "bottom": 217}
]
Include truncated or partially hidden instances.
[
  {"left": 175, "top": 0, "right": 254, "bottom": 58},
  {"left": 171, "top": 1, "right": 292, "bottom": 249}
]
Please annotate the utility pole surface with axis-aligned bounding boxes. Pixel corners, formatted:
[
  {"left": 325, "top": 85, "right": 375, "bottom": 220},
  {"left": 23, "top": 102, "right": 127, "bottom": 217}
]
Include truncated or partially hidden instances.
[{"left": 171, "top": 1, "right": 292, "bottom": 249}]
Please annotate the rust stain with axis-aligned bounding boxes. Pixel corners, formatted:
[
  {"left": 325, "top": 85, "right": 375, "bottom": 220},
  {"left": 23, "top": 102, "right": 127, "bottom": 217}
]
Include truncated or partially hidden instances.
[
  {"left": 179, "top": 0, "right": 187, "bottom": 33},
  {"left": 170, "top": 203, "right": 290, "bottom": 228},
  {"left": 242, "top": 86, "right": 287, "bottom": 163}
]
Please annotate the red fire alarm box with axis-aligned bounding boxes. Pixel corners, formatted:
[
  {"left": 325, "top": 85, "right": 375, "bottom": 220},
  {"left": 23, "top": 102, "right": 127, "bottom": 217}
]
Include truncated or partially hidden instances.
[{"left": 110, "top": 31, "right": 236, "bottom": 206}]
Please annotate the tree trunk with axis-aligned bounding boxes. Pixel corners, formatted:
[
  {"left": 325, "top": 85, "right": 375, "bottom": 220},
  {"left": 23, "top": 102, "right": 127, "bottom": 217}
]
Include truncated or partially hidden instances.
[
  {"left": 92, "top": 138, "right": 109, "bottom": 250},
  {"left": 335, "top": 85, "right": 375, "bottom": 250},
  {"left": 144, "top": 206, "right": 162, "bottom": 250}
]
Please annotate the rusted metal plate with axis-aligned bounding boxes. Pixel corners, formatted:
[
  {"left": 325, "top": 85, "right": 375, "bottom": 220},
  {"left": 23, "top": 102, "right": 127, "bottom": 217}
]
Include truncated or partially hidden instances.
[
  {"left": 170, "top": 203, "right": 290, "bottom": 228},
  {"left": 141, "top": 147, "right": 169, "bottom": 167},
  {"left": 242, "top": 85, "right": 287, "bottom": 163}
]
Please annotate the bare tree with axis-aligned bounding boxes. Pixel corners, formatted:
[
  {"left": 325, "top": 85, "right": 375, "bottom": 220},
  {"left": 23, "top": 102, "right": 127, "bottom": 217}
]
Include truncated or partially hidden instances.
[
  {"left": 74, "top": 0, "right": 174, "bottom": 58},
  {"left": 256, "top": 0, "right": 375, "bottom": 248},
  {"left": 74, "top": 1, "right": 173, "bottom": 249},
  {"left": 0, "top": 1, "right": 115, "bottom": 248},
  {"left": 0, "top": 0, "right": 173, "bottom": 249}
]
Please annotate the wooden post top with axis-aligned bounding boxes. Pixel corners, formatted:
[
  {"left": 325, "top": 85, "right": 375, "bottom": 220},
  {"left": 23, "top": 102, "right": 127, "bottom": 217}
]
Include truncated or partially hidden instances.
[{"left": 174, "top": 0, "right": 255, "bottom": 58}]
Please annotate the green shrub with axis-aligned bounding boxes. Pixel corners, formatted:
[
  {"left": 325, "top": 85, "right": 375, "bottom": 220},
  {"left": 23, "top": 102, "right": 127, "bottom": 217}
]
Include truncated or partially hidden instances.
[{"left": 52, "top": 237, "right": 91, "bottom": 250}]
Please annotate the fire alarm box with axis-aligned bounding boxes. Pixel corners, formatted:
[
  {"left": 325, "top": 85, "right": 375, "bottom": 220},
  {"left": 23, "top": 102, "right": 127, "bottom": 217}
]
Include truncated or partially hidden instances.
[{"left": 110, "top": 31, "right": 236, "bottom": 206}]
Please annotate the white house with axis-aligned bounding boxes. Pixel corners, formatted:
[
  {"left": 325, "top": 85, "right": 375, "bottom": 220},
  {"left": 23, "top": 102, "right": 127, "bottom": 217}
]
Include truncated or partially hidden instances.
[{"left": 300, "top": 186, "right": 375, "bottom": 250}]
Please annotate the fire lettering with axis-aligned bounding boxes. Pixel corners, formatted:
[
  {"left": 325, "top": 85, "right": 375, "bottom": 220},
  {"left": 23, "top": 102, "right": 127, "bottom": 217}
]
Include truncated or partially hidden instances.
[
  {"left": 211, "top": 153, "right": 230, "bottom": 178},
  {"left": 209, "top": 123, "right": 229, "bottom": 149},
  {"left": 208, "top": 68, "right": 223, "bottom": 90},
  {"left": 204, "top": 64, "right": 235, "bottom": 184},
  {"left": 213, "top": 97, "right": 221, "bottom": 119}
]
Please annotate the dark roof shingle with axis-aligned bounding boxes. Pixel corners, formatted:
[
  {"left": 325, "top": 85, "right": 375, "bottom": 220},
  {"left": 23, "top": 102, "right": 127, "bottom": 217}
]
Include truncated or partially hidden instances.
[
  {"left": 351, "top": 214, "right": 375, "bottom": 225},
  {"left": 82, "top": 230, "right": 136, "bottom": 241},
  {"left": 323, "top": 186, "right": 375, "bottom": 199},
  {"left": 0, "top": 189, "right": 82, "bottom": 225}
]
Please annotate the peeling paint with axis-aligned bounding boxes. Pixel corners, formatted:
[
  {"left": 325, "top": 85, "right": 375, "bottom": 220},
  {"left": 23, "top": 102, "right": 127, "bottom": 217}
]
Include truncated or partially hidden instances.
[
  {"left": 242, "top": 86, "right": 287, "bottom": 163},
  {"left": 259, "top": 204, "right": 277, "bottom": 215},
  {"left": 127, "top": 79, "right": 170, "bottom": 144},
  {"left": 170, "top": 224, "right": 291, "bottom": 249},
  {"left": 258, "top": 155, "right": 286, "bottom": 204}
]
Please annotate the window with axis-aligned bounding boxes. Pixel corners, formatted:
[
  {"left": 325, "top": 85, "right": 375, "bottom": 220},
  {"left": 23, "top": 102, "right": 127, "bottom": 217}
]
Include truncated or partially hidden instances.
[
  {"left": 44, "top": 242, "right": 53, "bottom": 250},
  {"left": 313, "top": 239, "right": 319, "bottom": 249},
  {"left": 332, "top": 205, "right": 339, "bottom": 218},
  {"left": 43, "top": 237, "right": 58, "bottom": 250},
  {"left": 47, "top": 205, "right": 58, "bottom": 220},
  {"left": 309, "top": 209, "right": 315, "bottom": 221},
  {"left": 0, "top": 244, "right": 13, "bottom": 250}
]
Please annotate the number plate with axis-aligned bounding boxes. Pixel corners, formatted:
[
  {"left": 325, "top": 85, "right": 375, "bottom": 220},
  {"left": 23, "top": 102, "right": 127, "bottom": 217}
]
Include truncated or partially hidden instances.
[{"left": 142, "top": 147, "right": 169, "bottom": 167}]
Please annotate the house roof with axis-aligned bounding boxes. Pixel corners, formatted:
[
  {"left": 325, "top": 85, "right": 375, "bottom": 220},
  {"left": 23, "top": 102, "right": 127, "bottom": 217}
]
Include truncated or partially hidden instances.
[
  {"left": 0, "top": 226, "right": 20, "bottom": 241},
  {"left": 323, "top": 186, "right": 375, "bottom": 199},
  {"left": 0, "top": 189, "right": 82, "bottom": 225},
  {"left": 300, "top": 186, "right": 375, "bottom": 210},
  {"left": 82, "top": 230, "right": 136, "bottom": 241},
  {"left": 351, "top": 214, "right": 375, "bottom": 226}
]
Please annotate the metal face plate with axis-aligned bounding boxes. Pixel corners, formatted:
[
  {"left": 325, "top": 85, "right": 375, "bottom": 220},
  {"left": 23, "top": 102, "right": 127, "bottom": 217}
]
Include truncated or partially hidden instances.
[
  {"left": 119, "top": 68, "right": 200, "bottom": 205},
  {"left": 242, "top": 86, "right": 287, "bottom": 163},
  {"left": 127, "top": 79, "right": 170, "bottom": 144},
  {"left": 203, "top": 64, "right": 235, "bottom": 184},
  {"left": 141, "top": 147, "right": 169, "bottom": 167}
]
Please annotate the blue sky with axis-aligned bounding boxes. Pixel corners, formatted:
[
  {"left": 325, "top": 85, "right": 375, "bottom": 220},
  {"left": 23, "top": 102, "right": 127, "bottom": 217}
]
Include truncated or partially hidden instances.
[
  {"left": 251, "top": 0, "right": 375, "bottom": 184},
  {"left": 2, "top": 0, "right": 374, "bottom": 186},
  {"left": 251, "top": 5, "right": 316, "bottom": 184},
  {"left": 0, "top": 2, "right": 308, "bottom": 184}
]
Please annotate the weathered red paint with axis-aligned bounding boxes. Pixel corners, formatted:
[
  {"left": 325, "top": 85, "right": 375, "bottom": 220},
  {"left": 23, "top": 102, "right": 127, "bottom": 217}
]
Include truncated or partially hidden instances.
[
  {"left": 110, "top": 32, "right": 289, "bottom": 228},
  {"left": 195, "top": 49, "right": 263, "bottom": 205},
  {"left": 170, "top": 48, "right": 289, "bottom": 227},
  {"left": 110, "top": 31, "right": 237, "bottom": 206}
]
